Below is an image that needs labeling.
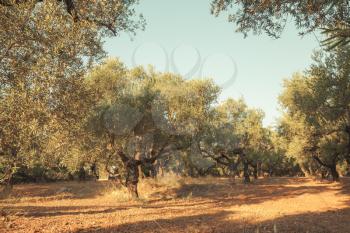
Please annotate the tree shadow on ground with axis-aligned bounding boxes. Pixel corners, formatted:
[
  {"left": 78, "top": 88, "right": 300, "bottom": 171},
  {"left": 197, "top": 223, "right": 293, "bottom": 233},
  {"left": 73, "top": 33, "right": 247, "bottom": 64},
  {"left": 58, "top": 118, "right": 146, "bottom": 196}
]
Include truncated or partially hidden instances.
[
  {"left": 2, "top": 178, "right": 337, "bottom": 219},
  {"left": 73, "top": 207, "right": 350, "bottom": 233},
  {"left": 1, "top": 180, "right": 118, "bottom": 202},
  {"left": 148, "top": 177, "right": 340, "bottom": 208},
  {"left": 1, "top": 205, "right": 131, "bottom": 217}
]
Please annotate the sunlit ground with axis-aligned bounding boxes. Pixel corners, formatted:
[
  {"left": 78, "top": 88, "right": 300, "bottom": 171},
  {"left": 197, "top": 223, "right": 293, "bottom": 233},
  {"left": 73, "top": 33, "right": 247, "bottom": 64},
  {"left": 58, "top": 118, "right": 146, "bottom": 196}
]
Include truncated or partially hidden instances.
[{"left": 1, "top": 177, "right": 349, "bottom": 233}]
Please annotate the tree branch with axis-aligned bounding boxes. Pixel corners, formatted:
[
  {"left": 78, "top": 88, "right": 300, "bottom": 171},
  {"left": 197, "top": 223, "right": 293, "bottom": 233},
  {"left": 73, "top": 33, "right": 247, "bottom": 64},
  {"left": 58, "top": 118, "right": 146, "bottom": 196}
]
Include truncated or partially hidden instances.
[
  {"left": 312, "top": 155, "right": 332, "bottom": 169},
  {"left": 0, "top": 0, "right": 117, "bottom": 34},
  {"left": 200, "top": 148, "right": 230, "bottom": 166}
]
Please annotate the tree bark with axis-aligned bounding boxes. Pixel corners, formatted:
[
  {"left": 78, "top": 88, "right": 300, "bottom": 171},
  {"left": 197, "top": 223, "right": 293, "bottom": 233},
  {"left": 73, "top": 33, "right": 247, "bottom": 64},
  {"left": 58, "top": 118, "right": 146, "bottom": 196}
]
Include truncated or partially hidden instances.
[
  {"left": 0, "top": 170, "right": 13, "bottom": 199},
  {"left": 312, "top": 155, "right": 339, "bottom": 182},
  {"left": 299, "top": 163, "right": 311, "bottom": 177},
  {"left": 124, "top": 159, "right": 140, "bottom": 198},
  {"left": 257, "top": 162, "right": 262, "bottom": 177},
  {"left": 126, "top": 182, "right": 139, "bottom": 198},
  {"left": 253, "top": 163, "right": 258, "bottom": 179},
  {"left": 0, "top": 183, "right": 12, "bottom": 199},
  {"left": 90, "top": 162, "right": 98, "bottom": 180},
  {"left": 149, "top": 161, "right": 157, "bottom": 178},
  {"left": 114, "top": 148, "right": 140, "bottom": 198},
  {"left": 329, "top": 164, "right": 340, "bottom": 182},
  {"left": 243, "top": 159, "right": 250, "bottom": 183},
  {"left": 344, "top": 125, "right": 350, "bottom": 175},
  {"left": 134, "top": 151, "right": 144, "bottom": 180}
]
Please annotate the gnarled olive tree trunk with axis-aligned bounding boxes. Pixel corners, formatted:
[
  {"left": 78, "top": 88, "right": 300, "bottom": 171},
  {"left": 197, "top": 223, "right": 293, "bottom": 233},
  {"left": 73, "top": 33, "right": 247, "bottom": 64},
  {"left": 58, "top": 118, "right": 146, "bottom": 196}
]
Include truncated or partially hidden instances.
[
  {"left": 344, "top": 125, "right": 350, "bottom": 175},
  {"left": 124, "top": 159, "right": 140, "bottom": 198},
  {"left": 312, "top": 154, "right": 340, "bottom": 182},
  {"left": 329, "top": 164, "right": 340, "bottom": 182},
  {"left": 0, "top": 167, "right": 14, "bottom": 199},
  {"left": 242, "top": 158, "right": 250, "bottom": 184},
  {"left": 114, "top": 144, "right": 166, "bottom": 198},
  {"left": 115, "top": 149, "right": 141, "bottom": 198}
]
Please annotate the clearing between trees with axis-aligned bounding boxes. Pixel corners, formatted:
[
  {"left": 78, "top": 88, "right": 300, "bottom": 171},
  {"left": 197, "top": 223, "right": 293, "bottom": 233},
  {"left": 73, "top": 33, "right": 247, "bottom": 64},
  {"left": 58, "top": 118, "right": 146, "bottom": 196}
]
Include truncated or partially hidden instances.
[{"left": 1, "top": 177, "right": 350, "bottom": 233}]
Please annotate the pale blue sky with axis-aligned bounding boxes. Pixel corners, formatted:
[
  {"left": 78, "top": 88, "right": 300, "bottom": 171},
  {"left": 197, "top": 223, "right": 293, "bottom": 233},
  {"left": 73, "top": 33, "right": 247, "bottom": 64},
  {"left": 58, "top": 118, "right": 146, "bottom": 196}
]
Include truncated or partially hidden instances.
[{"left": 104, "top": 0, "right": 321, "bottom": 126}]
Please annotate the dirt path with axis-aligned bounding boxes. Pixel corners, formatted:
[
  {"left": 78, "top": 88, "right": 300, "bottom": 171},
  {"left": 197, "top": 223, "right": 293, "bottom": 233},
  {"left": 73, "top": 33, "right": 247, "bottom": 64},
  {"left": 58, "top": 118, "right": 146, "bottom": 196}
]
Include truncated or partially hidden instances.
[{"left": 1, "top": 177, "right": 350, "bottom": 233}]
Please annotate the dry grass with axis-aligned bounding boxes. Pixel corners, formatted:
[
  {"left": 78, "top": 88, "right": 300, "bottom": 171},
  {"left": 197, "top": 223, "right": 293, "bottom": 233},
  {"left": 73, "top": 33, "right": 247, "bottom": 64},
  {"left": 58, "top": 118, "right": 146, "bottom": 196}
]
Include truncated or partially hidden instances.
[{"left": 1, "top": 176, "right": 350, "bottom": 233}]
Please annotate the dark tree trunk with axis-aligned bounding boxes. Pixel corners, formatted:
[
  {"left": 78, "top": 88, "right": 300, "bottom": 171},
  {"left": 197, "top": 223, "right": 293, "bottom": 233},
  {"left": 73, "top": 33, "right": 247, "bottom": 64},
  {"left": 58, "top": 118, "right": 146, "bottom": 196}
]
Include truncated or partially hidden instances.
[
  {"left": 345, "top": 157, "right": 350, "bottom": 176},
  {"left": 345, "top": 150, "right": 350, "bottom": 176},
  {"left": 0, "top": 172, "right": 13, "bottom": 199},
  {"left": 0, "top": 183, "right": 13, "bottom": 199},
  {"left": 126, "top": 182, "right": 139, "bottom": 198},
  {"left": 329, "top": 164, "right": 340, "bottom": 182},
  {"left": 114, "top": 148, "right": 140, "bottom": 198},
  {"left": 300, "top": 163, "right": 311, "bottom": 177},
  {"left": 269, "top": 167, "right": 273, "bottom": 177},
  {"left": 148, "top": 162, "right": 157, "bottom": 178},
  {"left": 125, "top": 160, "right": 140, "bottom": 199},
  {"left": 344, "top": 125, "right": 350, "bottom": 174},
  {"left": 253, "top": 163, "right": 258, "bottom": 179},
  {"left": 243, "top": 160, "right": 250, "bottom": 183},
  {"left": 257, "top": 162, "right": 262, "bottom": 177},
  {"left": 312, "top": 155, "right": 339, "bottom": 182},
  {"left": 78, "top": 165, "right": 86, "bottom": 181},
  {"left": 90, "top": 162, "right": 98, "bottom": 180}
]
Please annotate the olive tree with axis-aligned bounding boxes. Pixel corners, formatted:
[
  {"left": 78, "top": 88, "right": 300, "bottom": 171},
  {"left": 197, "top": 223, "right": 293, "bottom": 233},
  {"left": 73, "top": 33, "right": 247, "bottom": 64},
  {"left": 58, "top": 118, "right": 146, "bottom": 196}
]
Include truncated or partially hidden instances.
[
  {"left": 85, "top": 59, "right": 220, "bottom": 197},
  {"left": 279, "top": 46, "right": 350, "bottom": 181},
  {"left": 199, "top": 98, "right": 271, "bottom": 183},
  {"left": 0, "top": 0, "right": 143, "bottom": 191}
]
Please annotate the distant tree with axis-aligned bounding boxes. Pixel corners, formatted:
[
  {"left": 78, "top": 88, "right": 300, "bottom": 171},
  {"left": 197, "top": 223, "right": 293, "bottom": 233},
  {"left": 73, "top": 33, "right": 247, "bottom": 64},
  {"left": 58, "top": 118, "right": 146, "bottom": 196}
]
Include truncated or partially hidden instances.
[
  {"left": 199, "top": 98, "right": 273, "bottom": 183},
  {"left": 265, "top": 129, "right": 300, "bottom": 177}
]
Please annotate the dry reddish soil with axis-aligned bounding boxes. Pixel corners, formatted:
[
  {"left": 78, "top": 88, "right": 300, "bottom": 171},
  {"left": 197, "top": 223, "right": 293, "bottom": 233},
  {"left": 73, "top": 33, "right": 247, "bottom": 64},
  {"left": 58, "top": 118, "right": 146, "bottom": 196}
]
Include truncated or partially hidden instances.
[{"left": 1, "top": 177, "right": 350, "bottom": 233}]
